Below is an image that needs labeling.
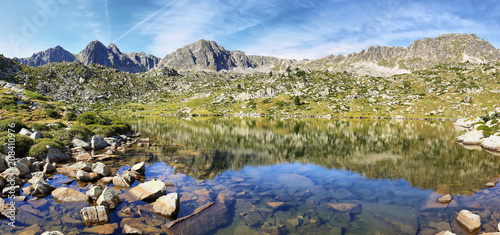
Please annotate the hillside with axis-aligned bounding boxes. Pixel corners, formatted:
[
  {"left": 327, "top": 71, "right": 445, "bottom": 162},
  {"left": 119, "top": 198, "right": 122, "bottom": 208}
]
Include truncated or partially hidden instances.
[{"left": 2, "top": 33, "right": 500, "bottom": 119}]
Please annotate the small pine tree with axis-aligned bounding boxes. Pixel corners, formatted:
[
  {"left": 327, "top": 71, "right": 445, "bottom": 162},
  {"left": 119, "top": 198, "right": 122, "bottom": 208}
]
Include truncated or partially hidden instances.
[{"left": 294, "top": 96, "right": 301, "bottom": 105}]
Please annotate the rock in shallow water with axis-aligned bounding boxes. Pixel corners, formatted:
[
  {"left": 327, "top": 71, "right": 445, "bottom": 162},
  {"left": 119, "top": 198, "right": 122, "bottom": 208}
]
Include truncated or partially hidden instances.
[
  {"left": 327, "top": 203, "right": 362, "bottom": 214},
  {"left": 80, "top": 205, "right": 109, "bottom": 226},
  {"left": 438, "top": 194, "right": 452, "bottom": 203},
  {"left": 92, "top": 162, "right": 112, "bottom": 176},
  {"left": 97, "top": 186, "right": 122, "bottom": 209},
  {"left": 277, "top": 174, "right": 314, "bottom": 188},
  {"left": 86, "top": 185, "right": 103, "bottom": 200},
  {"left": 456, "top": 209, "right": 481, "bottom": 232},
  {"left": 51, "top": 187, "right": 89, "bottom": 203},
  {"left": 152, "top": 193, "right": 180, "bottom": 219},
  {"left": 129, "top": 179, "right": 166, "bottom": 201}
]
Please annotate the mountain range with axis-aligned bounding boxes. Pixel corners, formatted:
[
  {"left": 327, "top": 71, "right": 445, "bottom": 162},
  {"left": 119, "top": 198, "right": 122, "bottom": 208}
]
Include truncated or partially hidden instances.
[{"left": 14, "top": 33, "right": 500, "bottom": 76}]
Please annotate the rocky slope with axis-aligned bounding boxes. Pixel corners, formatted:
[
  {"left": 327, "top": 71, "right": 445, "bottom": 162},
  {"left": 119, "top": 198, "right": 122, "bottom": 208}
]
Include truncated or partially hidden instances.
[
  {"left": 157, "top": 39, "right": 296, "bottom": 72},
  {"left": 303, "top": 33, "right": 500, "bottom": 75},
  {"left": 17, "top": 41, "right": 160, "bottom": 73}
]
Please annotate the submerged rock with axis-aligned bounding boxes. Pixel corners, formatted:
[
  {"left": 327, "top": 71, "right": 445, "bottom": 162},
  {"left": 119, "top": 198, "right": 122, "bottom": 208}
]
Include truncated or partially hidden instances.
[
  {"left": 152, "top": 193, "right": 180, "bottom": 219},
  {"left": 456, "top": 210, "right": 481, "bottom": 232},
  {"left": 164, "top": 202, "right": 232, "bottom": 235},
  {"left": 327, "top": 203, "right": 362, "bottom": 214},
  {"left": 129, "top": 179, "right": 166, "bottom": 201},
  {"left": 51, "top": 187, "right": 89, "bottom": 203},
  {"left": 277, "top": 174, "right": 314, "bottom": 188},
  {"left": 80, "top": 205, "right": 109, "bottom": 226},
  {"left": 266, "top": 202, "right": 285, "bottom": 209}
]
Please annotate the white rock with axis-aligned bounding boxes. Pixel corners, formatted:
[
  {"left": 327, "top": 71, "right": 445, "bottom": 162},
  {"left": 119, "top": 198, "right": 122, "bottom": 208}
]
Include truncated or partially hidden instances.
[
  {"left": 480, "top": 135, "right": 500, "bottom": 152},
  {"left": 19, "top": 128, "right": 33, "bottom": 136},
  {"left": 456, "top": 130, "right": 484, "bottom": 145}
]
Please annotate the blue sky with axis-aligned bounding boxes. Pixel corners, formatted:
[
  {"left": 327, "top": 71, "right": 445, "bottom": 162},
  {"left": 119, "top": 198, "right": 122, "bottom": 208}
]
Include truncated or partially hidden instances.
[{"left": 1, "top": 0, "right": 499, "bottom": 59}]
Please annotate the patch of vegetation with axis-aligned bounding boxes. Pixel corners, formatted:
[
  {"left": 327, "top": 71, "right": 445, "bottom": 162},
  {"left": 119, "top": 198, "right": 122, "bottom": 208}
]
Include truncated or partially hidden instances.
[
  {"left": 45, "top": 109, "right": 59, "bottom": 118},
  {"left": 0, "top": 135, "right": 34, "bottom": 158},
  {"left": 77, "top": 112, "right": 110, "bottom": 125},
  {"left": 25, "top": 90, "right": 50, "bottom": 101},
  {"left": 27, "top": 138, "right": 64, "bottom": 159},
  {"left": 0, "top": 118, "right": 28, "bottom": 133}
]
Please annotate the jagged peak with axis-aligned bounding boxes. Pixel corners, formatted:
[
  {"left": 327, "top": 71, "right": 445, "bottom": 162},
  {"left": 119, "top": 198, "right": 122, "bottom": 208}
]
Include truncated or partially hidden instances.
[
  {"left": 85, "top": 40, "right": 106, "bottom": 49},
  {"left": 107, "top": 43, "right": 121, "bottom": 54}
]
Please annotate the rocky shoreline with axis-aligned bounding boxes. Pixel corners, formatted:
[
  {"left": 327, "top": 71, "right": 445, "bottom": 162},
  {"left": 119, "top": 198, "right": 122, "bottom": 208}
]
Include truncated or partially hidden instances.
[
  {"left": 0, "top": 120, "right": 242, "bottom": 234},
  {"left": 454, "top": 109, "right": 500, "bottom": 154}
]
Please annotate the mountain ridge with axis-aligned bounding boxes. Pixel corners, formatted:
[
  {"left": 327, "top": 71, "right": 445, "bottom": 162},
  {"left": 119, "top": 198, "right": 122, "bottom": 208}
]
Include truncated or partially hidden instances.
[{"left": 13, "top": 33, "right": 500, "bottom": 76}]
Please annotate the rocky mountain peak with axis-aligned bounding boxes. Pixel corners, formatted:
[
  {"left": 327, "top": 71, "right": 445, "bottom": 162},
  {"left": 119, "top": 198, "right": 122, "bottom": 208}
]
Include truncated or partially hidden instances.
[
  {"left": 16, "top": 45, "right": 75, "bottom": 67},
  {"left": 302, "top": 33, "right": 500, "bottom": 76},
  {"left": 157, "top": 39, "right": 296, "bottom": 72}
]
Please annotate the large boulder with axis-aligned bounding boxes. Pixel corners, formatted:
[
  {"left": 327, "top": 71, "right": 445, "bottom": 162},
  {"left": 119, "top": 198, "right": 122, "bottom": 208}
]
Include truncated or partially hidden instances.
[
  {"left": 92, "top": 162, "right": 111, "bottom": 176},
  {"left": 51, "top": 187, "right": 89, "bottom": 203},
  {"left": 15, "top": 161, "right": 31, "bottom": 176},
  {"left": 43, "top": 163, "right": 56, "bottom": 174},
  {"left": 96, "top": 187, "right": 122, "bottom": 209},
  {"left": 152, "top": 193, "right": 179, "bottom": 219},
  {"left": 480, "top": 135, "right": 500, "bottom": 152},
  {"left": 128, "top": 179, "right": 166, "bottom": 201},
  {"left": 72, "top": 138, "right": 91, "bottom": 150},
  {"left": 456, "top": 210, "right": 481, "bottom": 232},
  {"left": 91, "top": 135, "right": 108, "bottom": 150},
  {"left": 80, "top": 206, "right": 109, "bottom": 226},
  {"left": 46, "top": 146, "right": 68, "bottom": 163}
]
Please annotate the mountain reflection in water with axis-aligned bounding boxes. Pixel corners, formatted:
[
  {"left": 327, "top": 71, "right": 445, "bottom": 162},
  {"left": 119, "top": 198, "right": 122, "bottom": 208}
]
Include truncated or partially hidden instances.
[{"left": 125, "top": 116, "right": 499, "bottom": 195}]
